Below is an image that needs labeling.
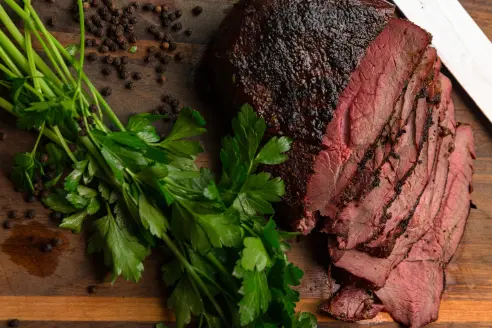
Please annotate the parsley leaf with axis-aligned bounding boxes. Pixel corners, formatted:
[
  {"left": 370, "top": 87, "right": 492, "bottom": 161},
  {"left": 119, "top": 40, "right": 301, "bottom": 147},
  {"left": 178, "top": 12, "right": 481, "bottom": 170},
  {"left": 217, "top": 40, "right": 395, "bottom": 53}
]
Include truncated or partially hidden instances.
[
  {"left": 167, "top": 274, "right": 204, "bottom": 328},
  {"left": 65, "top": 160, "right": 88, "bottom": 192},
  {"left": 138, "top": 193, "right": 169, "bottom": 238},
  {"left": 60, "top": 210, "right": 88, "bottom": 233},
  {"left": 236, "top": 269, "right": 271, "bottom": 326},
  {"left": 42, "top": 191, "right": 76, "bottom": 214},
  {"left": 241, "top": 237, "right": 271, "bottom": 271},
  {"left": 255, "top": 136, "right": 292, "bottom": 165}
]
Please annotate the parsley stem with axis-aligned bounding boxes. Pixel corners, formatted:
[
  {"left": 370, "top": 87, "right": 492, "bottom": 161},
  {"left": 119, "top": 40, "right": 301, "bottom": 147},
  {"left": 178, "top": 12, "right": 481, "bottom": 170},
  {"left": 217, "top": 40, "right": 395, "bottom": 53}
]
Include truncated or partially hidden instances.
[
  {"left": 31, "top": 123, "right": 45, "bottom": 156},
  {"left": 0, "top": 45, "right": 23, "bottom": 77},
  {"left": 53, "top": 126, "right": 77, "bottom": 164}
]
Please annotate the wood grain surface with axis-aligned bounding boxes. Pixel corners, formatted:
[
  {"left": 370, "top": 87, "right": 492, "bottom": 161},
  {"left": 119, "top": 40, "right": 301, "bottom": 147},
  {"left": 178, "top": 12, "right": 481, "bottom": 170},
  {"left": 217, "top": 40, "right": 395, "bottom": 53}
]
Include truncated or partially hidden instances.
[{"left": 0, "top": 0, "right": 491, "bottom": 327}]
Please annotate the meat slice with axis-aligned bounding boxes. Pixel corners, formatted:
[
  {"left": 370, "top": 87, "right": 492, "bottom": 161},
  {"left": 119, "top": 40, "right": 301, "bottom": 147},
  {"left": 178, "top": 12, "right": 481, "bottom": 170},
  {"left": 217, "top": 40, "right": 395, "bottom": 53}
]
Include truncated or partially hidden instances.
[
  {"left": 319, "top": 286, "right": 384, "bottom": 322},
  {"left": 375, "top": 124, "right": 475, "bottom": 328},
  {"left": 329, "top": 75, "right": 456, "bottom": 288},
  {"left": 204, "top": 0, "right": 435, "bottom": 233}
]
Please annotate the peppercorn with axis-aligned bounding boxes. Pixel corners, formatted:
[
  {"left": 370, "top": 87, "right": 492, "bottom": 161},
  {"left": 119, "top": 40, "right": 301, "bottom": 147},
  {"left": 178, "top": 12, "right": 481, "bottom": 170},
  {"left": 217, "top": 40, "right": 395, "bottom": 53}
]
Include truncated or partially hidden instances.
[
  {"left": 125, "top": 81, "right": 135, "bottom": 89},
  {"left": 87, "top": 116, "right": 95, "bottom": 125},
  {"left": 154, "top": 5, "right": 162, "bottom": 13},
  {"left": 26, "top": 209, "right": 36, "bottom": 219},
  {"left": 168, "top": 42, "right": 177, "bottom": 51},
  {"left": 118, "top": 63, "right": 128, "bottom": 72},
  {"left": 192, "top": 5, "right": 203, "bottom": 15},
  {"left": 161, "top": 42, "right": 169, "bottom": 50},
  {"left": 121, "top": 17, "right": 129, "bottom": 25},
  {"left": 43, "top": 244, "right": 53, "bottom": 253},
  {"left": 121, "top": 56, "right": 129, "bottom": 64},
  {"left": 3, "top": 220, "right": 12, "bottom": 229},
  {"left": 167, "top": 12, "right": 176, "bottom": 21},
  {"left": 129, "top": 34, "right": 137, "bottom": 43},
  {"left": 85, "top": 39, "right": 93, "bottom": 47},
  {"left": 100, "top": 66, "right": 111, "bottom": 76},
  {"left": 163, "top": 33, "right": 173, "bottom": 42},
  {"left": 161, "top": 18, "right": 171, "bottom": 27},
  {"left": 52, "top": 238, "right": 62, "bottom": 247},
  {"left": 175, "top": 9, "right": 182, "bottom": 18},
  {"left": 162, "top": 5, "right": 169, "bottom": 12},
  {"left": 116, "top": 24, "right": 125, "bottom": 35},
  {"left": 51, "top": 211, "right": 63, "bottom": 221},
  {"left": 68, "top": 143, "right": 77, "bottom": 153},
  {"left": 110, "top": 15, "right": 119, "bottom": 25},
  {"left": 88, "top": 285, "right": 97, "bottom": 294},
  {"left": 132, "top": 72, "right": 142, "bottom": 80},
  {"left": 126, "top": 24, "right": 135, "bottom": 32},
  {"left": 143, "top": 2, "right": 154, "bottom": 11},
  {"left": 129, "top": 17, "right": 137, "bottom": 24},
  {"left": 40, "top": 153, "right": 49, "bottom": 163},
  {"left": 79, "top": 128, "right": 88, "bottom": 137},
  {"left": 114, "top": 8, "right": 123, "bottom": 16},
  {"left": 155, "top": 51, "right": 164, "bottom": 59},
  {"left": 175, "top": 52, "right": 184, "bottom": 61},
  {"left": 101, "top": 87, "right": 112, "bottom": 97},
  {"left": 185, "top": 28, "right": 193, "bottom": 36},
  {"left": 161, "top": 55, "right": 172, "bottom": 64},
  {"left": 26, "top": 195, "right": 37, "bottom": 204},
  {"left": 126, "top": 5, "right": 135, "bottom": 14},
  {"left": 130, "top": 1, "right": 139, "bottom": 8},
  {"left": 8, "top": 210, "right": 19, "bottom": 219},
  {"left": 93, "top": 38, "right": 101, "bottom": 47},
  {"left": 48, "top": 15, "right": 57, "bottom": 27},
  {"left": 7, "top": 319, "right": 19, "bottom": 327},
  {"left": 119, "top": 70, "right": 130, "bottom": 79},
  {"left": 91, "top": 0, "right": 99, "bottom": 7},
  {"left": 119, "top": 42, "right": 128, "bottom": 50},
  {"left": 155, "top": 31, "right": 165, "bottom": 41},
  {"left": 162, "top": 94, "right": 172, "bottom": 103},
  {"left": 95, "top": 28, "right": 104, "bottom": 37},
  {"left": 170, "top": 98, "right": 179, "bottom": 107},
  {"left": 147, "top": 46, "right": 157, "bottom": 54},
  {"left": 145, "top": 56, "right": 155, "bottom": 63},
  {"left": 157, "top": 75, "right": 167, "bottom": 84},
  {"left": 0, "top": 131, "right": 5, "bottom": 141},
  {"left": 102, "top": 13, "right": 112, "bottom": 21},
  {"left": 155, "top": 65, "right": 166, "bottom": 73}
]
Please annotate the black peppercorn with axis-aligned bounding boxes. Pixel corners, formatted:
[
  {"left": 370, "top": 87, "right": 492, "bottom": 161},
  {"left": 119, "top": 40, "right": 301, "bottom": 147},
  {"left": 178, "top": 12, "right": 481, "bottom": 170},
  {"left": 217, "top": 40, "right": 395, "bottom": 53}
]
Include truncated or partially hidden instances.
[
  {"left": 154, "top": 5, "right": 162, "bottom": 13},
  {"left": 145, "top": 56, "right": 155, "bottom": 63},
  {"left": 175, "top": 52, "right": 184, "bottom": 61},
  {"left": 8, "top": 210, "right": 19, "bottom": 219},
  {"left": 125, "top": 81, "right": 135, "bottom": 89},
  {"left": 102, "top": 13, "right": 112, "bottom": 21},
  {"left": 129, "top": 34, "right": 137, "bottom": 43},
  {"left": 126, "top": 5, "right": 135, "bottom": 14},
  {"left": 163, "top": 33, "right": 173, "bottom": 42},
  {"left": 27, "top": 195, "right": 37, "bottom": 204},
  {"left": 154, "top": 51, "right": 163, "bottom": 59},
  {"left": 162, "top": 94, "right": 172, "bottom": 103},
  {"left": 104, "top": 37, "right": 114, "bottom": 47},
  {"left": 88, "top": 52, "right": 98, "bottom": 61},
  {"left": 132, "top": 72, "right": 142, "bottom": 80},
  {"left": 119, "top": 42, "right": 128, "bottom": 50},
  {"left": 185, "top": 28, "right": 193, "bottom": 36},
  {"left": 168, "top": 42, "right": 177, "bottom": 51},
  {"left": 113, "top": 57, "right": 121, "bottom": 66},
  {"left": 143, "top": 3, "right": 154, "bottom": 11},
  {"left": 88, "top": 285, "right": 97, "bottom": 294},
  {"left": 87, "top": 116, "right": 95, "bottom": 125},
  {"left": 121, "top": 56, "right": 129, "bottom": 65},
  {"left": 26, "top": 209, "right": 36, "bottom": 219},
  {"left": 167, "top": 12, "right": 176, "bottom": 21},
  {"left": 100, "top": 45, "right": 109, "bottom": 53},
  {"left": 3, "top": 220, "right": 12, "bottom": 229},
  {"left": 91, "top": 0, "right": 100, "bottom": 7},
  {"left": 175, "top": 9, "right": 182, "bottom": 18},
  {"left": 51, "top": 211, "right": 63, "bottom": 221},
  {"left": 121, "top": 17, "right": 129, "bottom": 25},
  {"left": 111, "top": 15, "right": 119, "bottom": 25},
  {"left": 68, "top": 143, "right": 77, "bottom": 153},
  {"left": 147, "top": 46, "right": 157, "bottom": 54},
  {"left": 130, "top": 1, "right": 139, "bottom": 8},
  {"left": 148, "top": 25, "right": 157, "bottom": 34},
  {"left": 161, "top": 18, "right": 171, "bottom": 27},
  {"left": 93, "top": 39, "right": 101, "bottom": 47},
  {"left": 119, "top": 70, "right": 130, "bottom": 79},
  {"left": 95, "top": 28, "right": 104, "bottom": 37},
  {"left": 79, "top": 128, "right": 88, "bottom": 137},
  {"left": 155, "top": 65, "right": 165, "bottom": 73},
  {"left": 129, "top": 17, "right": 137, "bottom": 24},
  {"left": 126, "top": 24, "right": 135, "bottom": 32},
  {"left": 101, "top": 66, "right": 111, "bottom": 76},
  {"left": 170, "top": 98, "right": 179, "bottom": 107},
  {"left": 0, "top": 131, "right": 6, "bottom": 141},
  {"left": 118, "top": 63, "right": 128, "bottom": 72},
  {"left": 103, "top": 55, "right": 113, "bottom": 64},
  {"left": 85, "top": 39, "right": 93, "bottom": 47},
  {"left": 156, "top": 75, "right": 167, "bottom": 84},
  {"left": 116, "top": 24, "right": 125, "bottom": 35},
  {"left": 172, "top": 104, "right": 180, "bottom": 113},
  {"left": 48, "top": 15, "right": 57, "bottom": 26},
  {"left": 52, "top": 238, "right": 62, "bottom": 247},
  {"left": 40, "top": 153, "right": 49, "bottom": 163},
  {"left": 161, "top": 55, "right": 172, "bottom": 64},
  {"left": 7, "top": 319, "right": 19, "bottom": 327},
  {"left": 155, "top": 31, "right": 165, "bottom": 41},
  {"left": 192, "top": 6, "right": 203, "bottom": 15},
  {"left": 101, "top": 87, "right": 112, "bottom": 97},
  {"left": 43, "top": 244, "right": 53, "bottom": 253}
]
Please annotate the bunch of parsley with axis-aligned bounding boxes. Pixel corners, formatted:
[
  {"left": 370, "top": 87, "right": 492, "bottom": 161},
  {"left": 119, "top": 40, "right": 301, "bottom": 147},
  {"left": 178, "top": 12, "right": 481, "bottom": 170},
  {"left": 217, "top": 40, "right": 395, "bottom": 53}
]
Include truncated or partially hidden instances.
[{"left": 0, "top": 0, "right": 317, "bottom": 327}]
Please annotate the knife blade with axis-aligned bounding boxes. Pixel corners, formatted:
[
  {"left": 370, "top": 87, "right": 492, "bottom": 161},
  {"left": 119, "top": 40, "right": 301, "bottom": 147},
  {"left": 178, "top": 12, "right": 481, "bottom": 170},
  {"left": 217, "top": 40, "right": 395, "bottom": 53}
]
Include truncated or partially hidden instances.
[{"left": 393, "top": 0, "right": 492, "bottom": 123}]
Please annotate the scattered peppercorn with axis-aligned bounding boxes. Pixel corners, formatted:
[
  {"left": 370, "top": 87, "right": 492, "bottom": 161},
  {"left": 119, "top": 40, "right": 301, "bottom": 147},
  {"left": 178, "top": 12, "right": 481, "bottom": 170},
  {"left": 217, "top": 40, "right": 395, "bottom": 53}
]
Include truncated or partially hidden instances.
[
  {"left": 155, "top": 65, "right": 166, "bottom": 73},
  {"left": 130, "top": 1, "right": 140, "bottom": 9},
  {"left": 79, "top": 128, "right": 88, "bottom": 137},
  {"left": 126, "top": 24, "right": 135, "bottom": 33},
  {"left": 87, "top": 116, "right": 95, "bottom": 125},
  {"left": 161, "top": 55, "right": 172, "bottom": 64},
  {"left": 26, "top": 195, "right": 37, "bottom": 204},
  {"left": 143, "top": 2, "right": 154, "bottom": 11},
  {"left": 91, "top": 0, "right": 100, "bottom": 7},
  {"left": 51, "top": 211, "right": 63, "bottom": 221},
  {"left": 103, "top": 55, "right": 113, "bottom": 64},
  {"left": 88, "top": 285, "right": 97, "bottom": 294},
  {"left": 113, "top": 57, "right": 121, "bottom": 66},
  {"left": 43, "top": 244, "right": 53, "bottom": 253},
  {"left": 162, "top": 5, "right": 169, "bottom": 12},
  {"left": 167, "top": 12, "right": 176, "bottom": 21},
  {"left": 147, "top": 46, "right": 157, "bottom": 54},
  {"left": 148, "top": 25, "right": 157, "bottom": 34},
  {"left": 161, "top": 18, "right": 171, "bottom": 27},
  {"left": 88, "top": 52, "right": 98, "bottom": 61},
  {"left": 95, "top": 28, "right": 104, "bottom": 37},
  {"left": 119, "top": 70, "right": 130, "bottom": 79},
  {"left": 157, "top": 75, "right": 167, "bottom": 84},
  {"left": 163, "top": 33, "right": 173, "bottom": 42},
  {"left": 121, "top": 56, "right": 129, "bottom": 64},
  {"left": 88, "top": 104, "right": 97, "bottom": 114},
  {"left": 93, "top": 38, "right": 101, "bottom": 47},
  {"left": 100, "top": 45, "right": 109, "bottom": 53},
  {"left": 101, "top": 87, "right": 112, "bottom": 97},
  {"left": 161, "top": 42, "right": 169, "bottom": 50},
  {"left": 168, "top": 42, "right": 177, "bottom": 51},
  {"left": 52, "top": 238, "right": 62, "bottom": 247},
  {"left": 170, "top": 98, "right": 179, "bottom": 107},
  {"left": 129, "top": 34, "right": 137, "bottom": 43},
  {"left": 7, "top": 319, "right": 19, "bottom": 327},
  {"left": 154, "top": 5, "right": 162, "bottom": 13},
  {"left": 121, "top": 17, "right": 129, "bottom": 25},
  {"left": 101, "top": 66, "right": 111, "bottom": 76},
  {"left": 3, "top": 220, "right": 12, "bottom": 229},
  {"left": 145, "top": 56, "right": 155, "bottom": 63},
  {"left": 155, "top": 50, "right": 164, "bottom": 59},
  {"left": 40, "top": 153, "right": 49, "bottom": 163},
  {"left": 192, "top": 6, "right": 203, "bottom": 15},
  {"left": 85, "top": 39, "right": 93, "bottom": 47},
  {"left": 126, "top": 5, "right": 135, "bottom": 14},
  {"left": 0, "top": 131, "right": 5, "bottom": 141},
  {"left": 125, "top": 81, "right": 135, "bottom": 89},
  {"left": 175, "top": 52, "right": 184, "bottom": 61},
  {"left": 118, "top": 42, "right": 128, "bottom": 50},
  {"left": 68, "top": 143, "right": 77, "bottom": 153},
  {"left": 133, "top": 72, "right": 142, "bottom": 80},
  {"left": 26, "top": 209, "right": 36, "bottom": 219},
  {"left": 48, "top": 15, "right": 57, "bottom": 26},
  {"left": 8, "top": 210, "right": 19, "bottom": 219},
  {"left": 155, "top": 31, "right": 165, "bottom": 41},
  {"left": 110, "top": 15, "right": 119, "bottom": 25},
  {"left": 118, "top": 64, "right": 128, "bottom": 72},
  {"left": 129, "top": 17, "right": 137, "bottom": 24},
  {"left": 185, "top": 28, "right": 193, "bottom": 36}
]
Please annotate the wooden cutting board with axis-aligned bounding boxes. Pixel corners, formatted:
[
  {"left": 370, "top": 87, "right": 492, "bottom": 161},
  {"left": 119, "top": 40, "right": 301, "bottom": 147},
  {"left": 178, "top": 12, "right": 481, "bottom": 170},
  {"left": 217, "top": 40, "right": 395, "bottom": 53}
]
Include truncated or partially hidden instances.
[{"left": 0, "top": 0, "right": 491, "bottom": 327}]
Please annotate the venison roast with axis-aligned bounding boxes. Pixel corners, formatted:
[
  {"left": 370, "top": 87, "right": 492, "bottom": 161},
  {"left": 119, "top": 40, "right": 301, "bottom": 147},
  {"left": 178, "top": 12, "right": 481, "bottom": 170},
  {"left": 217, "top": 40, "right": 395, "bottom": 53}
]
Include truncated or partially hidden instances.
[{"left": 203, "top": 0, "right": 475, "bottom": 327}]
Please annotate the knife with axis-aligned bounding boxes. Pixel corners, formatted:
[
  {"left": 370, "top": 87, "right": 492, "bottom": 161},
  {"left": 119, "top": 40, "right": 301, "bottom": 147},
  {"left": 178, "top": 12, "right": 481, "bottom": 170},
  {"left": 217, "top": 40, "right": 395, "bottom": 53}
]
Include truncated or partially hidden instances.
[{"left": 393, "top": 0, "right": 492, "bottom": 123}]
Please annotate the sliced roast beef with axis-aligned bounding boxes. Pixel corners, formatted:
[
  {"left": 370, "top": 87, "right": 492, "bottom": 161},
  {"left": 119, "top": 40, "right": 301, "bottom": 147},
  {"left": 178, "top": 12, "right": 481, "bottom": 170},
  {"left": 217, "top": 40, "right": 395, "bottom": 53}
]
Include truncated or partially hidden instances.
[
  {"left": 375, "top": 124, "right": 475, "bottom": 327},
  {"left": 319, "top": 286, "right": 384, "bottom": 322},
  {"left": 329, "top": 75, "right": 456, "bottom": 288}
]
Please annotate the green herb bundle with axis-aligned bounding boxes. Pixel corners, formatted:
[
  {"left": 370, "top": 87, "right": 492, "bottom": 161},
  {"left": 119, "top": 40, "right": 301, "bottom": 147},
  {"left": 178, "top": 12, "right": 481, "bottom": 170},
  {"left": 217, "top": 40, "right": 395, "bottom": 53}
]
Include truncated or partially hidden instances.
[{"left": 0, "top": 0, "right": 317, "bottom": 327}]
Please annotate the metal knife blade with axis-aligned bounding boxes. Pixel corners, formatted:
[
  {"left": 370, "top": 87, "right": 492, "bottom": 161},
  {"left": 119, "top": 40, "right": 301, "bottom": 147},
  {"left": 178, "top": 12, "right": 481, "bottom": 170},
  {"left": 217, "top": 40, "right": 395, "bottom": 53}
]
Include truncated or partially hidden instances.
[{"left": 393, "top": 0, "right": 492, "bottom": 123}]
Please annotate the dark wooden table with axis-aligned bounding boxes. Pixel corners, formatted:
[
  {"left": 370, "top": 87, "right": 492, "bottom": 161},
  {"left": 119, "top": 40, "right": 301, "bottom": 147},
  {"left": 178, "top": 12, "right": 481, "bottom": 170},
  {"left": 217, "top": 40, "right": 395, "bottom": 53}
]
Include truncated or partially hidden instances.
[{"left": 0, "top": 0, "right": 491, "bottom": 327}]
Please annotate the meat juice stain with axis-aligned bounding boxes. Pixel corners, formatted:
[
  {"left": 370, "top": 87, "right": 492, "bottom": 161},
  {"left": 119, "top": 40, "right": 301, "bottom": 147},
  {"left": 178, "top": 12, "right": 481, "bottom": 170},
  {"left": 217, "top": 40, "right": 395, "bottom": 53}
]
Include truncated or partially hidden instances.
[{"left": 1, "top": 221, "right": 68, "bottom": 277}]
